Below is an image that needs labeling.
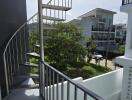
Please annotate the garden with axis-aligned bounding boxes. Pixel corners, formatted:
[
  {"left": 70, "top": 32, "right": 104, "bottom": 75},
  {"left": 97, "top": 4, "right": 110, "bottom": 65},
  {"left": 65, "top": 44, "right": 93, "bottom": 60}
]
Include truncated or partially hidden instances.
[{"left": 30, "top": 23, "right": 112, "bottom": 79}]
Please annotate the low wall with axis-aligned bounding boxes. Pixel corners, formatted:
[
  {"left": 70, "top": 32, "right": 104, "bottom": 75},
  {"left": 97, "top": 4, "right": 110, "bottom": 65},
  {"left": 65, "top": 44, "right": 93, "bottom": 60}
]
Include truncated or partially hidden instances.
[
  {"left": 82, "top": 68, "right": 123, "bottom": 100},
  {"left": 44, "top": 69, "right": 123, "bottom": 100}
]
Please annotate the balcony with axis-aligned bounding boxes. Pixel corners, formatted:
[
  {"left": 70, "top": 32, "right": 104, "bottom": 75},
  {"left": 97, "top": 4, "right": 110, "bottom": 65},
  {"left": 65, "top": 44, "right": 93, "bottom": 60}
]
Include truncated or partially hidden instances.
[
  {"left": 122, "top": 0, "right": 132, "bottom": 5},
  {"left": 92, "top": 27, "right": 115, "bottom": 32},
  {"left": 3, "top": 68, "right": 123, "bottom": 100}
]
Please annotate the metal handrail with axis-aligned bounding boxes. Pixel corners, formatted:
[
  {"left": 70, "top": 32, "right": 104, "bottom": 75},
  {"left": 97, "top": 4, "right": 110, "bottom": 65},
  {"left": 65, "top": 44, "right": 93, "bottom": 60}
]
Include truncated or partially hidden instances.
[
  {"left": 3, "top": 12, "right": 38, "bottom": 55},
  {"left": 43, "top": 62, "right": 105, "bottom": 100}
]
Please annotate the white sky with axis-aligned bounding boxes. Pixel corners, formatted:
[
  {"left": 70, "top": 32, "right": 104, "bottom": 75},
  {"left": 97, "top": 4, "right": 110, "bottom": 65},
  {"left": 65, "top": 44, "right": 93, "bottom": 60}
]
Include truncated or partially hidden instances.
[{"left": 26, "top": 0, "right": 128, "bottom": 24}]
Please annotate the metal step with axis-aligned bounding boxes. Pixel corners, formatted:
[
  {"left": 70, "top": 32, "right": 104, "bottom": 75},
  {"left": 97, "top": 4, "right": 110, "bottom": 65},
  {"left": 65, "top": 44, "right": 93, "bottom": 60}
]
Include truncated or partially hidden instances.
[
  {"left": 16, "top": 84, "right": 39, "bottom": 89},
  {"left": 43, "top": 16, "right": 65, "bottom": 21},
  {"left": 35, "top": 44, "right": 40, "bottom": 48},
  {"left": 16, "top": 74, "right": 39, "bottom": 79},
  {"left": 26, "top": 52, "right": 40, "bottom": 59},
  {"left": 21, "top": 62, "right": 39, "bottom": 68},
  {"left": 42, "top": 4, "right": 71, "bottom": 11}
]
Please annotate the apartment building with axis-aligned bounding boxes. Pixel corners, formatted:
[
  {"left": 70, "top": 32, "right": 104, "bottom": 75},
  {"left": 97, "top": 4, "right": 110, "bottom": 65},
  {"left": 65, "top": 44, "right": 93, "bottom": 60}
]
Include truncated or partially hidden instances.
[
  {"left": 115, "top": 24, "right": 127, "bottom": 44},
  {"left": 70, "top": 8, "right": 117, "bottom": 52}
]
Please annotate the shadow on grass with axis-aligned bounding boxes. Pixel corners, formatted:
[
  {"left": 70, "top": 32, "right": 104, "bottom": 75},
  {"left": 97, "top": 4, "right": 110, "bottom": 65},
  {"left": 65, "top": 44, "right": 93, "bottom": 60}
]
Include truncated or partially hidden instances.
[{"left": 65, "top": 63, "right": 112, "bottom": 79}]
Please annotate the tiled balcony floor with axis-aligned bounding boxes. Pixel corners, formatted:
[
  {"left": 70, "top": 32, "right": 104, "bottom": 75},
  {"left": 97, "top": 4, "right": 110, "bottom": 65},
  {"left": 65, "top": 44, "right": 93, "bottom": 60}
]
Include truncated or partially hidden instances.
[
  {"left": 4, "top": 78, "right": 42, "bottom": 100},
  {"left": 6, "top": 88, "right": 42, "bottom": 100}
]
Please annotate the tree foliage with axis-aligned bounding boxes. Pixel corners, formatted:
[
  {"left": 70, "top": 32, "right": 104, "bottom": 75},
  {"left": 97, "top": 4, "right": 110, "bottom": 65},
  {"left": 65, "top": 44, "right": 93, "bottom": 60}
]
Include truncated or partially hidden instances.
[
  {"left": 86, "top": 38, "right": 96, "bottom": 63},
  {"left": 45, "top": 36, "right": 87, "bottom": 70},
  {"left": 45, "top": 23, "right": 86, "bottom": 70}
]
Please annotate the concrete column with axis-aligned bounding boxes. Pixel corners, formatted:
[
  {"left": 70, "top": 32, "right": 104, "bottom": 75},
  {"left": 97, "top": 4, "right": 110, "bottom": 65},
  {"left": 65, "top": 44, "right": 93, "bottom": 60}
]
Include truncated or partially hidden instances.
[
  {"left": 115, "top": 4, "right": 132, "bottom": 100},
  {"left": 125, "top": 12, "right": 132, "bottom": 59}
]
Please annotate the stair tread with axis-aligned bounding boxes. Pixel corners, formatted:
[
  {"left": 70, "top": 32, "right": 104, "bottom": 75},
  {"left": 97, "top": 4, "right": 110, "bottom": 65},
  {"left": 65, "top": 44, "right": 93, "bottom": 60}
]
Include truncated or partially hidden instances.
[
  {"left": 26, "top": 52, "right": 40, "bottom": 58},
  {"left": 43, "top": 16, "right": 65, "bottom": 21},
  {"left": 17, "top": 74, "right": 39, "bottom": 79},
  {"left": 35, "top": 44, "right": 40, "bottom": 48},
  {"left": 22, "top": 62, "right": 39, "bottom": 67},
  {"left": 42, "top": 4, "right": 71, "bottom": 11},
  {"left": 14, "top": 78, "right": 39, "bottom": 89},
  {"left": 18, "top": 84, "right": 39, "bottom": 89}
]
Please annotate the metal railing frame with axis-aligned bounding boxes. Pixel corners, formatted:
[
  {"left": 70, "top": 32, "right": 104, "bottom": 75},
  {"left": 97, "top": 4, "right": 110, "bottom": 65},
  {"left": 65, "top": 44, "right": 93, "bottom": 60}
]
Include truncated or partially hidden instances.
[{"left": 41, "top": 61, "right": 105, "bottom": 100}]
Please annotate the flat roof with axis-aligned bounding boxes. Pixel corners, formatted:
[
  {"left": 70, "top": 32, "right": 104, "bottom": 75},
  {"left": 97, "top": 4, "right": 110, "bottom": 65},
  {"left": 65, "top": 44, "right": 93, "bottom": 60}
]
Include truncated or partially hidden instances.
[{"left": 79, "top": 8, "right": 117, "bottom": 18}]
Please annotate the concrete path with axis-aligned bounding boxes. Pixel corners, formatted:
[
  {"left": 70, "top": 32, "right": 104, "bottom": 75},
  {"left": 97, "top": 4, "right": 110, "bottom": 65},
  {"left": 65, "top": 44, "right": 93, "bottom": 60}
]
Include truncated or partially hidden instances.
[{"left": 90, "top": 59, "right": 121, "bottom": 70}]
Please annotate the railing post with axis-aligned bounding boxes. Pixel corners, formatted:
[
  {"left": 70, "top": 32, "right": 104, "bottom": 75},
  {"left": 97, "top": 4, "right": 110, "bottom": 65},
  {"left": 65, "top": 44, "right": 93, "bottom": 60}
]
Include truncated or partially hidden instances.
[{"left": 38, "top": 0, "right": 45, "bottom": 98}]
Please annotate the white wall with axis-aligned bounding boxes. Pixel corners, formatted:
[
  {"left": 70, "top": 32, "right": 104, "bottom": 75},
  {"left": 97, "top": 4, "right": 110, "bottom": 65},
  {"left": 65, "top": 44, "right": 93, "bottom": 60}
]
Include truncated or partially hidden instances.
[
  {"left": 81, "top": 69, "right": 123, "bottom": 100},
  {"left": 44, "top": 69, "right": 123, "bottom": 100}
]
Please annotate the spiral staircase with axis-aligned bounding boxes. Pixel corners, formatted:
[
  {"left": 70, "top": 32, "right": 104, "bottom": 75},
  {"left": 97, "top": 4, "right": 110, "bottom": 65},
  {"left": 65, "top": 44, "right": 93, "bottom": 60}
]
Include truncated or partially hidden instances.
[{"left": 2, "top": 0, "right": 104, "bottom": 100}]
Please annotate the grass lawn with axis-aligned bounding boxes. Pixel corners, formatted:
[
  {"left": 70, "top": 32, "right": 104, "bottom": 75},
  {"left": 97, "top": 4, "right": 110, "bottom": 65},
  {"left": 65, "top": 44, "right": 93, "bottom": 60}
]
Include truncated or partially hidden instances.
[
  {"left": 65, "top": 63, "right": 112, "bottom": 79},
  {"left": 30, "top": 57, "right": 112, "bottom": 80}
]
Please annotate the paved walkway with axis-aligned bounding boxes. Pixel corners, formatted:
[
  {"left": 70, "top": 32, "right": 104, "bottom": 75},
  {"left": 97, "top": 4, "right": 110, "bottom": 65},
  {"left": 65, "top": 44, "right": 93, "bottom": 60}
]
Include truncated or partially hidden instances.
[{"left": 90, "top": 59, "right": 121, "bottom": 70}]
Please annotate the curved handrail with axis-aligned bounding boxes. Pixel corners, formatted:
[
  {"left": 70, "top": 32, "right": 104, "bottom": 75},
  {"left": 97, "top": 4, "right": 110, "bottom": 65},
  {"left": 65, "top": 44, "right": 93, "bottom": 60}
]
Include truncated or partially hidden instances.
[
  {"left": 3, "top": 0, "right": 54, "bottom": 55},
  {"left": 47, "top": 0, "right": 52, "bottom": 4},
  {"left": 3, "top": 12, "right": 38, "bottom": 55}
]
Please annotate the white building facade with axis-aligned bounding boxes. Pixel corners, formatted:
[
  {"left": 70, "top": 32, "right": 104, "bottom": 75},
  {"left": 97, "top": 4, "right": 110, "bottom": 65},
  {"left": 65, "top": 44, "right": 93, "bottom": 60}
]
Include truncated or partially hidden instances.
[{"left": 70, "top": 8, "right": 117, "bottom": 52}]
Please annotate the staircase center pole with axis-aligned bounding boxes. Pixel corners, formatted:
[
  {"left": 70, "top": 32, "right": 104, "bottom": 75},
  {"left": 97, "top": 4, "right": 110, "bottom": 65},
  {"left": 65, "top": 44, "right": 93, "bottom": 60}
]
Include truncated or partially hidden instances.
[{"left": 38, "top": 0, "right": 45, "bottom": 97}]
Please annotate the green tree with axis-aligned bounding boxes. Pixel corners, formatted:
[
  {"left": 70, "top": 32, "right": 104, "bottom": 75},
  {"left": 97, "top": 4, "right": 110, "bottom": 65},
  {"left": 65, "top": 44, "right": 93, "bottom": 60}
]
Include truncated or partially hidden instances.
[
  {"left": 45, "top": 36, "right": 87, "bottom": 70},
  {"left": 86, "top": 38, "right": 96, "bottom": 63},
  {"left": 45, "top": 23, "right": 87, "bottom": 70},
  {"left": 118, "top": 44, "right": 125, "bottom": 54}
]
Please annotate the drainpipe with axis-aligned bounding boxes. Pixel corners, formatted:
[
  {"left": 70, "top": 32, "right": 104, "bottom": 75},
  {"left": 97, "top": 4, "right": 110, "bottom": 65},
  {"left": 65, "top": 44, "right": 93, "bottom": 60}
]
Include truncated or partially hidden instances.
[{"left": 115, "top": 4, "right": 132, "bottom": 100}]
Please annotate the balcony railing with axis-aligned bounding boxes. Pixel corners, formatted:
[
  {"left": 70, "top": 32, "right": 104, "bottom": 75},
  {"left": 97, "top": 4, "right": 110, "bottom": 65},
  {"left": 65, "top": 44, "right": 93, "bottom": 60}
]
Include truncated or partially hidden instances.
[
  {"left": 40, "top": 62, "right": 105, "bottom": 100},
  {"left": 122, "top": 0, "right": 132, "bottom": 5},
  {"left": 92, "top": 27, "right": 115, "bottom": 32}
]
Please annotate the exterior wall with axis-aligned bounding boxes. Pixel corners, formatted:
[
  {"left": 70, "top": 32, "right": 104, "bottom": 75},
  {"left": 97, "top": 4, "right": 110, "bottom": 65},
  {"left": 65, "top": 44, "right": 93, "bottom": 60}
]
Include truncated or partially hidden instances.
[
  {"left": 0, "top": 0, "right": 27, "bottom": 98},
  {"left": 79, "top": 11, "right": 116, "bottom": 52},
  {"left": 80, "top": 17, "right": 93, "bottom": 37}
]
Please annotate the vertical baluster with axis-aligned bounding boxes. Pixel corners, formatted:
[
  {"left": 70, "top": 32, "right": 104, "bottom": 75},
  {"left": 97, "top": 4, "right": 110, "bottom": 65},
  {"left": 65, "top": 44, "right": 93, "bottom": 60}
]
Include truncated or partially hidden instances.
[
  {"left": 42, "top": 63, "right": 45, "bottom": 98},
  {"left": 8, "top": 45, "right": 13, "bottom": 86},
  {"left": 65, "top": 11, "right": 66, "bottom": 20},
  {"left": 56, "top": 74, "right": 59, "bottom": 100},
  {"left": 67, "top": 81, "right": 70, "bottom": 100},
  {"left": 49, "top": 69, "right": 51, "bottom": 100},
  {"left": 19, "top": 32, "right": 23, "bottom": 64},
  {"left": 46, "top": 66, "right": 49, "bottom": 100},
  {"left": 52, "top": 71, "right": 55, "bottom": 100},
  {"left": 61, "top": 77, "right": 64, "bottom": 100},
  {"left": 54, "top": 0, "right": 56, "bottom": 24},
  {"left": 45, "top": 66, "right": 47, "bottom": 100},
  {"left": 71, "top": 0, "right": 72, "bottom": 7},
  {"left": 84, "top": 92, "right": 87, "bottom": 100},
  {"left": 23, "top": 26, "right": 28, "bottom": 62},
  {"left": 5, "top": 52, "right": 11, "bottom": 89},
  {"left": 65, "top": 0, "right": 66, "bottom": 7},
  {"left": 68, "top": 0, "right": 70, "bottom": 7},
  {"left": 74, "top": 86, "right": 77, "bottom": 100},
  {"left": 15, "top": 36, "right": 20, "bottom": 73},
  {"left": 58, "top": 0, "right": 59, "bottom": 18},
  {"left": 11, "top": 40, "right": 16, "bottom": 75},
  {"left": 65, "top": 0, "right": 66, "bottom": 20}
]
